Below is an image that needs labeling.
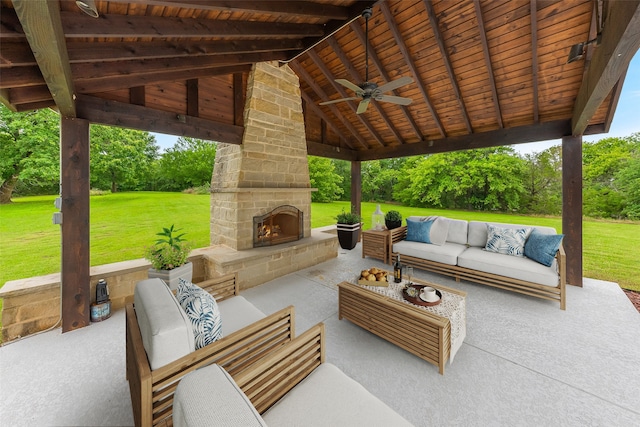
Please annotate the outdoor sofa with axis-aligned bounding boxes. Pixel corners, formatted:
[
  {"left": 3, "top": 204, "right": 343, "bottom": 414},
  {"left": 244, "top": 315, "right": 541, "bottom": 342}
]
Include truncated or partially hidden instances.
[
  {"left": 172, "top": 323, "right": 414, "bottom": 427},
  {"left": 125, "top": 273, "right": 295, "bottom": 427},
  {"left": 390, "top": 217, "right": 566, "bottom": 309}
]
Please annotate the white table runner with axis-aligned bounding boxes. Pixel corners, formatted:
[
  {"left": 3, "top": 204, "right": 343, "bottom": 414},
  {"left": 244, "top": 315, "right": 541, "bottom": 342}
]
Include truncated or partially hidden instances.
[{"left": 360, "top": 281, "right": 466, "bottom": 363}]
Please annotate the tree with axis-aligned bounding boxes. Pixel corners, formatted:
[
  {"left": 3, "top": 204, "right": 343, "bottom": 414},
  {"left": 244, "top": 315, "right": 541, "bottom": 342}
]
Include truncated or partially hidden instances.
[
  {"left": 90, "top": 125, "right": 158, "bottom": 192},
  {"left": 308, "top": 156, "right": 343, "bottom": 202},
  {"left": 331, "top": 159, "right": 351, "bottom": 201},
  {"left": 0, "top": 106, "right": 61, "bottom": 203},
  {"left": 521, "top": 145, "right": 562, "bottom": 214},
  {"left": 157, "top": 137, "right": 217, "bottom": 191},
  {"left": 362, "top": 158, "right": 406, "bottom": 202}
]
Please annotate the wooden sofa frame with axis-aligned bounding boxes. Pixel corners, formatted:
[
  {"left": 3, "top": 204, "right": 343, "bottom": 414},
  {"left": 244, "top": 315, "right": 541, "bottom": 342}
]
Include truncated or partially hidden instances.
[
  {"left": 389, "top": 226, "right": 566, "bottom": 310},
  {"left": 232, "top": 322, "right": 326, "bottom": 414},
  {"left": 125, "top": 272, "right": 296, "bottom": 427}
]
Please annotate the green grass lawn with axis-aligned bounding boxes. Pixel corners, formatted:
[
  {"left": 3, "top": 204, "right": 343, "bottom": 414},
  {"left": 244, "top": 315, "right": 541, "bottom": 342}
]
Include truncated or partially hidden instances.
[{"left": 1, "top": 192, "right": 638, "bottom": 291}]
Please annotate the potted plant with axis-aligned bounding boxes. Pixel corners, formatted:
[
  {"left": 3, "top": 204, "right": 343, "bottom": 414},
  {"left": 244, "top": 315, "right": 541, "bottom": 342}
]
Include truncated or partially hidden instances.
[
  {"left": 336, "top": 210, "right": 362, "bottom": 250},
  {"left": 144, "top": 224, "right": 193, "bottom": 290},
  {"left": 385, "top": 210, "right": 403, "bottom": 230}
]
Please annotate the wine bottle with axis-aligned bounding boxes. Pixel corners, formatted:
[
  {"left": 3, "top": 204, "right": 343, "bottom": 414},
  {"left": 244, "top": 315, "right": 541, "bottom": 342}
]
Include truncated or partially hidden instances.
[{"left": 394, "top": 254, "right": 402, "bottom": 283}]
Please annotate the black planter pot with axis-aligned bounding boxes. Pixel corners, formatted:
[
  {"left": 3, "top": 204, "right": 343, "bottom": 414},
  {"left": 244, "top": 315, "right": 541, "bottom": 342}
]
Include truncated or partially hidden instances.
[
  {"left": 336, "top": 223, "right": 361, "bottom": 250},
  {"left": 385, "top": 219, "right": 402, "bottom": 230}
]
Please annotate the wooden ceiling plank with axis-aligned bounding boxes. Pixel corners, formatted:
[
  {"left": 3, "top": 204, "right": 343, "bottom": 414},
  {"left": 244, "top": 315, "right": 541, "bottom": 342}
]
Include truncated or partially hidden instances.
[
  {"left": 380, "top": 1, "right": 445, "bottom": 138},
  {"left": 307, "top": 49, "right": 386, "bottom": 147},
  {"left": 76, "top": 94, "right": 243, "bottom": 144},
  {"left": 530, "top": 0, "right": 539, "bottom": 123},
  {"left": 0, "top": 66, "right": 45, "bottom": 89},
  {"left": 572, "top": 0, "right": 640, "bottom": 135},
  {"left": 0, "top": 41, "right": 36, "bottom": 67},
  {"left": 13, "top": 0, "right": 76, "bottom": 117},
  {"left": 59, "top": 11, "right": 324, "bottom": 38},
  {"left": 74, "top": 64, "right": 252, "bottom": 93},
  {"left": 289, "top": 60, "right": 364, "bottom": 150},
  {"left": 423, "top": 0, "right": 472, "bottom": 133},
  {"left": 300, "top": 90, "right": 356, "bottom": 154},
  {"left": 7, "top": 85, "right": 52, "bottom": 104},
  {"left": 349, "top": 20, "right": 423, "bottom": 140},
  {"left": 64, "top": 39, "right": 304, "bottom": 63},
  {"left": 0, "top": 7, "right": 25, "bottom": 39},
  {"left": 121, "top": 1, "right": 351, "bottom": 20},
  {"left": 325, "top": 37, "right": 405, "bottom": 144}
]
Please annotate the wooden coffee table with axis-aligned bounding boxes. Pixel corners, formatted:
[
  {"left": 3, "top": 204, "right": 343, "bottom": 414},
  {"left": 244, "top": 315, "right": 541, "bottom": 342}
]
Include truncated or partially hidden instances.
[{"left": 338, "top": 277, "right": 466, "bottom": 374}]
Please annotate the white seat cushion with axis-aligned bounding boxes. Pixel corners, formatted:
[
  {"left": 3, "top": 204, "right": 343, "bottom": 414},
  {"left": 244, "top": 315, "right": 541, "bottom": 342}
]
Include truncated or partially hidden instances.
[
  {"left": 173, "top": 364, "right": 267, "bottom": 427},
  {"left": 394, "top": 240, "right": 467, "bottom": 266},
  {"left": 134, "top": 278, "right": 195, "bottom": 370},
  {"left": 217, "top": 296, "right": 266, "bottom": 336},
  {"left": 457, "top": 247, "right": 559, "bottom": 287},
  {"left": 263, "top": 363, "right": 414, "bottom": 427}
]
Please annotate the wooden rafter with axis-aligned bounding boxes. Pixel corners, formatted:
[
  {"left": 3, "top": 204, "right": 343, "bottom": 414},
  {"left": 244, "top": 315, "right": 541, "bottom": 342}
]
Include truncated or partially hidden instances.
[
  {"left": 603, "top": 67, "right": 628, "bottom": 133},
  {"left": 325, "top": 37, "right": 405, "bottom": 144},
  {"left": 299, "top": 90, "right": 355, "bottom": 151},
  {"left": 423, "top": 0, "right": 472, "bottom": 133},
  {"left": 472, "top": 0, "right": 503, "bottom": 129},
  {"left": 307, "top": 49, "right": 385, "bottom": 147},
  {"left": 572, "top": 0, "right": 640, "bottom": 135},
  {"left": 348, "top": 20, "right": 422, "bottom": 141},
  {"left": 529, "top": 0, "right": 539, "bottom": 124},
  {"left": 12, "top": 0, "right": 75, "bottom": 117},
  {"left": 379, "top": 1, "right": 445, "bottom": 138}
]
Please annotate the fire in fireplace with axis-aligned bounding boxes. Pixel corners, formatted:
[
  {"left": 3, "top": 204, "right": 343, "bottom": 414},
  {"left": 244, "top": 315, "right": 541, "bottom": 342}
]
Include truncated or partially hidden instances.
[{"left": 253, "top": 205, "right": 303, "bottom": 247}]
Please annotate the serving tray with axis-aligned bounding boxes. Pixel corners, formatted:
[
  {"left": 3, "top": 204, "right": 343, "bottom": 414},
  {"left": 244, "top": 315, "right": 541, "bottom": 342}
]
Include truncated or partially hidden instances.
[{"left": 402, "top": 284, "right": 442, "bottom": 307}]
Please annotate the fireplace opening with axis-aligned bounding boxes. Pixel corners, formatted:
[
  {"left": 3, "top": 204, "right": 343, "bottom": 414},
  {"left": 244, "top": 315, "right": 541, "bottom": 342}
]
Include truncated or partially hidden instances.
[{"left": 253, "top": 205, "right": 303, "bottom": 247}]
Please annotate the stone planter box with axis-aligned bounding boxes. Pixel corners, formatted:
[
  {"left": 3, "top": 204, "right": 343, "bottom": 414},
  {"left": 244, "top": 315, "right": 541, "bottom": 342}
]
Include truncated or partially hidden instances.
[{"left": 148, "top": 262, "right": 193, "bottom": 290}]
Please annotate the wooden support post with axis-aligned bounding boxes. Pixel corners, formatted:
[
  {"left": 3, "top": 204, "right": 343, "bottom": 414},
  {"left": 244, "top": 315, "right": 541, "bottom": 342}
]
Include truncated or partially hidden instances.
[
  {"left": 60, "top": 117, "right": 91, "bottom": 332},
  {"left": 233, "top": 73, "right": 244, "bottom": 126},
  {"left": 562, "top": 135, "right": 583, "bottom": 287},
  {"left": 351, "top": 160, "right": 361, "bottom": 217}
]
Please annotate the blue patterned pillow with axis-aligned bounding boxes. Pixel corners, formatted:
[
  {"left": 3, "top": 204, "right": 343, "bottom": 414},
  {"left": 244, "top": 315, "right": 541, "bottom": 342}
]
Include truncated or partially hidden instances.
[
  {"left": 406, "top": 218, "right": 434, "bottom": 244},
  {"left": 484, "top": 225, "right": 533, "bottom": 257},
  {"left": 524, "top": 230, "right": 564, "bottom": 267},
  {"left": 176, "top": 279, "right": 223, "bottom": 350}
]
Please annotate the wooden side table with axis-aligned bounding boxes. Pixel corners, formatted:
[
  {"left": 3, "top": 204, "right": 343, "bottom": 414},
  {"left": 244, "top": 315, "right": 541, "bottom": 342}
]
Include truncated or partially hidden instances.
[{"left": 361, "top": 228, "right": 391, "bottom": 264}]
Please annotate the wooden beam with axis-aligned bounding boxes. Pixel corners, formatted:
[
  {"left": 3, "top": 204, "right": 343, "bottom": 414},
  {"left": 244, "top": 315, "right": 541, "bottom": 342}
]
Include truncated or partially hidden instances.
[
  {"left": 186, "top": 79, "right": 198, "bottom": 117},
  {"left": 129, "top": 86, "right": 145, "bottom": 106},
  {"left": 357, "top": 120, "right": 571, "bottom": 161},
  {"left": 380, "top": 1, "right": 445, "bottom": 138},
  {"left": 562, "top": 135, "right": 583, "bottom": 287},
  {"left": 12, "top": 0, "right": 75, "bottom": 117},
  {"left": 307, "top": 49, "right": 385, "bottom": 147},
  {"left": 299, "top": 89, "right": 355, "bottom": 150},
  {"left": 59, "top": 11, "right": 324, "bottom": 39},
  {"left": 233, "top": 73, "right": 244, "bottom": 126},
  {"left": 423, "top": 0, "right": 472, "bottom": 133},
  {"left": 306, "top": 141, "right": 357, "bottom": 161},
  {"left": 530, "top": 0, "right": 539, "bottom": 123},
  {"left": 0, "top": 66, "right": 44, "bottom": 89},
  {"left": 351, "top": 160, "right": 362, "bottom": 218},
  {"left": 60, "top": 116, "right": 90, "bottom": 332},
  {"left": 75, "top": 94, "right": 243, "bottom": 144},
  {"left": 572, "top": 0, "right": 640, "bottom": 135},
  {"left": 349, "top": 20, "right": 423, "bottom": 140},
  {"left": 603, "top": 68, "right": 627, "bottom": 133}
]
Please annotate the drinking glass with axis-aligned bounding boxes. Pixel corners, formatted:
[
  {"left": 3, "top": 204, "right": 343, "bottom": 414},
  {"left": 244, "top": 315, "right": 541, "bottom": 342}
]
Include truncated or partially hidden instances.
[{"left": 406, "top": 266, "right": 413, "bottom": 285}]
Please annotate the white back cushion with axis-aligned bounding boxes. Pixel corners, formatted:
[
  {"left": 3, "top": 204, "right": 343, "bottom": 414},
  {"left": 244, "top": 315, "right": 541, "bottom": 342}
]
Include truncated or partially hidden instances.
[
  {"left": 134, "top": 278, "right": 195, "bottom": 370},
  {"left": 467, "top": 221, "right": 557, "bottom": 248}
]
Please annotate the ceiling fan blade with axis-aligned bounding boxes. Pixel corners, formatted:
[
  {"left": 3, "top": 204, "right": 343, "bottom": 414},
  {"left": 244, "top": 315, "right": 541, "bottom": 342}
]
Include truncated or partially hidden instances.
[
  {"left": 335, "top": 79, "right": 364, "bottom": 94},
  {"left": 319, "top": 97, "right": 360, "bottom": 106},
  {"left": 356, "top": 98, "right": 371, "bottom": 114},
  {"left": 377, "top": 95, "right": 413, "bottom": 106},
  {"left": 376, "top": 76, "right": 414, "bottom": 93}
]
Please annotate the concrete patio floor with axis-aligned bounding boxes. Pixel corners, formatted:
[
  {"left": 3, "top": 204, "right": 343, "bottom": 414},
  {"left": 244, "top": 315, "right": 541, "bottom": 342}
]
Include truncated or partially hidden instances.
[{"left": 1, "top": 242, "right": 639, "bottom": 426}]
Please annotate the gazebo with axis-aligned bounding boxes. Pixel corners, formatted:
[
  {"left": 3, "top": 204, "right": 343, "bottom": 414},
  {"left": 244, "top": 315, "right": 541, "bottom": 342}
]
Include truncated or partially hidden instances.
[{"left": 1, "top": 0, "right": 639, "bottom": 334}]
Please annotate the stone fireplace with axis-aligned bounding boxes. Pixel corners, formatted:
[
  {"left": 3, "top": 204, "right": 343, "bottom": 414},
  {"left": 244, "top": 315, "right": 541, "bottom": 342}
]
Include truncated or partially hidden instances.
[
  {"left": 253, "top": 205, "right": 303, "bottom": 247},
  {"left": 207, "top": 61, "right": 337, "bottom": 289}
]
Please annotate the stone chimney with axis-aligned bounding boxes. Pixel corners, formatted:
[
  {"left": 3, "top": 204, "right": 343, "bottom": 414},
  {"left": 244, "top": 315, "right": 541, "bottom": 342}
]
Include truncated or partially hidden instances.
[{"left": 210, "top": 61, "right": 312, "bottom": 250}]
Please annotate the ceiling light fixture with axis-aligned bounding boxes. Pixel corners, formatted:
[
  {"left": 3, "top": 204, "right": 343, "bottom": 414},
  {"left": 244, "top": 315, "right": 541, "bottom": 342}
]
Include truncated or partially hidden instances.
[
  {"left": 567, "top": 36, "right": 600, "bottom": 63},
  {"left": 76, "top": 0, "right": 99, "bottom": 18}
]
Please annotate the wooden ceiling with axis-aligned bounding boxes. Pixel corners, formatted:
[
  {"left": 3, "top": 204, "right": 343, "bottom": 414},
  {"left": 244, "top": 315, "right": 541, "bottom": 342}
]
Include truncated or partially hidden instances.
[{"left": 1, "top": 0, "right": 639, "bottom": 161}]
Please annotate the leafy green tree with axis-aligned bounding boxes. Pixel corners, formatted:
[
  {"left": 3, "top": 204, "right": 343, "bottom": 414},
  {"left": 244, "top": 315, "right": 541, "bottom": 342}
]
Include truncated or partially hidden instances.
[
  {"left": 331, "top": 159, "right": 351, "bottom": 201},
  {"left": 308, "top": 156, "right": 343, "bottom": 202},
  {"left": 157, "top": 137, "right": 217, "bottom": 191},
  {"left": 362, "top": 158, "right": 406, "bottom": 202},
  {"left": 521, "top": 145, "right": 562, "bottom": 214},
  {"left": 90, "top": 125, "right": 158, "bottom": 192}
]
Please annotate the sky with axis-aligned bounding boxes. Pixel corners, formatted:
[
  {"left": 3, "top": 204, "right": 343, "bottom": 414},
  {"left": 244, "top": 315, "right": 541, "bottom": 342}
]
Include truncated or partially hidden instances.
[{"left": 152, "top": 51, "right": 640, "bottom": 156}]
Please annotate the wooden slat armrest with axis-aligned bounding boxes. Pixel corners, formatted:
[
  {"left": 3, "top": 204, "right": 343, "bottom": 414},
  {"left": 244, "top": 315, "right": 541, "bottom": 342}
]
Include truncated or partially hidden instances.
[
  {"left": 389, "top": 226, "right": 407, "bottom": 244},
  {"left": 233, "top": 323, "right": 325, "bottom": 414},
  {"left": 196, "top": 272, "right": 238, "bottom": 302}
]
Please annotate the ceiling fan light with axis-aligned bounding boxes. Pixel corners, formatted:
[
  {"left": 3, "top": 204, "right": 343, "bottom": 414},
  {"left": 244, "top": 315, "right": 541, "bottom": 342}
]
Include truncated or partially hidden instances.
[
  {"left": 567, "top": 42, "right": 585, "bottom": 63},
  {"left": 76, "top": 0, "right": 99, "bottom": 18}
]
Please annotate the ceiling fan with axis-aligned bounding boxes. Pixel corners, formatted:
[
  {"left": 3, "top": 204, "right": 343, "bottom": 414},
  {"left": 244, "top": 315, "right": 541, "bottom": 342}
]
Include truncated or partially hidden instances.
[{"left": 320, "top": 7, "right": 413, "bottom": 114}]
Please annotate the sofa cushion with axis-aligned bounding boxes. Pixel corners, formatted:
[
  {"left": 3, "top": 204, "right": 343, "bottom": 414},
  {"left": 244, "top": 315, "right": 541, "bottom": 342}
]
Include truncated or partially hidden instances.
[
  {"left": 407, "top": 216, "right": 465, "bottom": 245},
  {"left": 458, "top": 247, "right": 559, "bottom": 287},
  {"left": 394, "top": 240, "right": 467, "bottom": 266},
  {"left": 525, "top": 230, "right": 564, "bottom": 267},
  {"left": 484, "top": 224, "right": 533, "bottom": 257},
  {"left": 173, "top": 364, "right": 267, "bottom": 427},
  {"left": 262, "top": 363, "right": 413, "bottom": 427},
  {"left": 134, "top": 278, "right": 195, "bottom": 370},
  {"left": 467, "top": 221, "right": 557, "bottom": 248},
  {"left": 217, "top": 296, "right": 266, "bottom": 337},
  {"left": 406, "top": 217, "right": 434, "bottom": 243},
  {"left": 177, "top": 279, "right": 223, "bottom": 350}
]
